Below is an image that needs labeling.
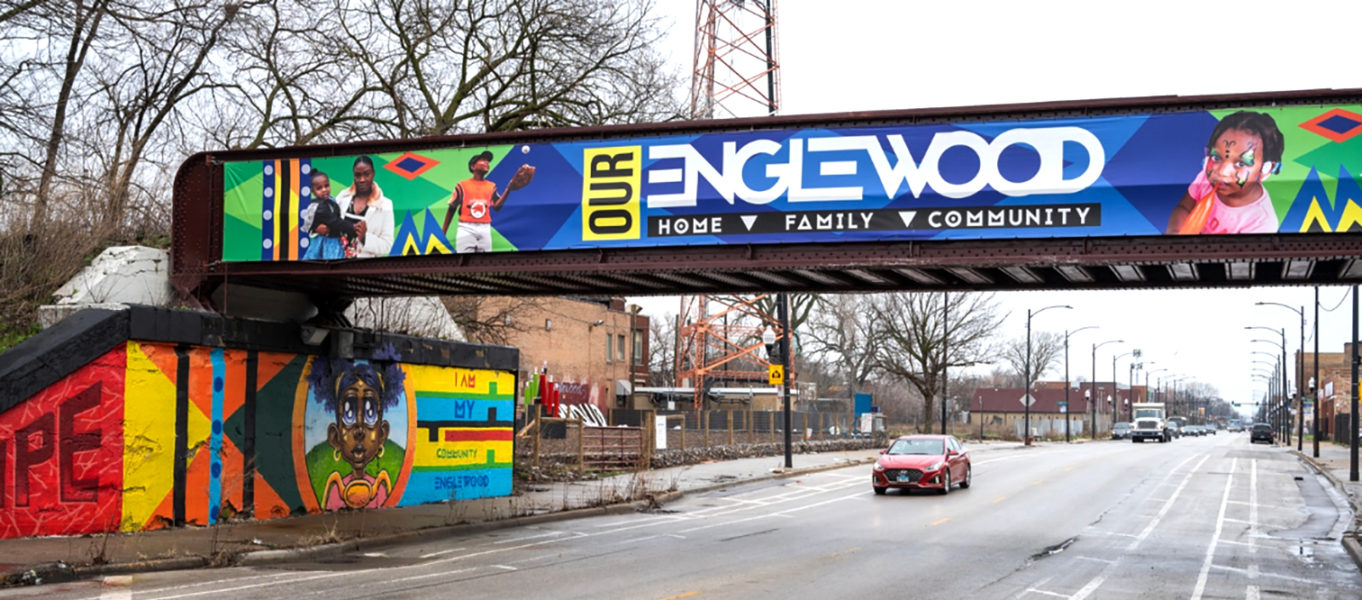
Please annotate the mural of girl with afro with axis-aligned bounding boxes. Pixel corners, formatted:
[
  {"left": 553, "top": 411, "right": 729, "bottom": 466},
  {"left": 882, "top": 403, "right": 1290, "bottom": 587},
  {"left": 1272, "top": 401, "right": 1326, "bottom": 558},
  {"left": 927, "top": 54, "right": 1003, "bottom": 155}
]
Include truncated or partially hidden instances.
[{"left": 305, "top": 355, "right": 406, "bottom": 510}]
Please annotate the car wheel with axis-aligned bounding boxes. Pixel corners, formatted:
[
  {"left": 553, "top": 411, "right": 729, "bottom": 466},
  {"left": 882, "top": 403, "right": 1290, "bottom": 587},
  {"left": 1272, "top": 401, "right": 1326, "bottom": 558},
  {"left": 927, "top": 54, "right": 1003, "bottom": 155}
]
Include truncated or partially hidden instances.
[
  {"left": 960, "top": 465, "right": 972, "bottom": 489},
  {"left": 939, "top": 470, "right": 951, "bottom": 495},
  {"left": 873, "top": 486, "right": 886, "bottom": 495}
]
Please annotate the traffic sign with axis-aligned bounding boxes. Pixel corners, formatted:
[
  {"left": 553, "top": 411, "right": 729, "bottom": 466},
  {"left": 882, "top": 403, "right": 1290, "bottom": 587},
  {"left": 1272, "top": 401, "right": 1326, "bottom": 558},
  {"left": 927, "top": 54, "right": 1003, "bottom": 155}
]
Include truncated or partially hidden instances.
[{"left": 768, "top": 364, "right": 784, "bottom": 385}]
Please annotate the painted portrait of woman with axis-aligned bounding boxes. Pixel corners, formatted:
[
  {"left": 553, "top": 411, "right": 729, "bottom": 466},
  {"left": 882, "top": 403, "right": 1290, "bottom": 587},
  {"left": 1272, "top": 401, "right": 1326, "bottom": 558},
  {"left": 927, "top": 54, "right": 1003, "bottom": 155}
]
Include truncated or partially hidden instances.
[{"left": 304, "top": 356, "right": 407, "bottom": 510}]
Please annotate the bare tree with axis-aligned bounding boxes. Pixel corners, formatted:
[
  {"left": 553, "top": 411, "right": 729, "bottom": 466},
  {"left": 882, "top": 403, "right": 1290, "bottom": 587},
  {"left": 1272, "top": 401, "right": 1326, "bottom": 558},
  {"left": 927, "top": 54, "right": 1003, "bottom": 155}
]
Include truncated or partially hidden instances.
[
  {"left": 648, "top": 314, "right": 676, "bottom": 386},
  {"left": 803, "top": 293, "right": 878, "bottom": 400},
  {"left": 27, "top": 0, "right": 111, "bottom": 230},
  {"left": 871, "top": 291, "right": 1004, "bottom": 433},
  {"left": 997, "top": 331, "right": 1065, "bottom": 386},
  {"left": 442, "top": 296, "right": 547, "bottom": 346},
  {"left": 208, "top": 0, "right": 683, "bottom": 149}
]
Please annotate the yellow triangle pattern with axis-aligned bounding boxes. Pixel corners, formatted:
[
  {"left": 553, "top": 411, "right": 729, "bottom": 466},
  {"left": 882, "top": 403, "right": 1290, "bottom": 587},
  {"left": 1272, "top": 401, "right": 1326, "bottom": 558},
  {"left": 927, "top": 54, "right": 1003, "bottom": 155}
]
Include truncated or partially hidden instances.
[{"left": 120, "top": 342, "right": 212, "bottom": 531}]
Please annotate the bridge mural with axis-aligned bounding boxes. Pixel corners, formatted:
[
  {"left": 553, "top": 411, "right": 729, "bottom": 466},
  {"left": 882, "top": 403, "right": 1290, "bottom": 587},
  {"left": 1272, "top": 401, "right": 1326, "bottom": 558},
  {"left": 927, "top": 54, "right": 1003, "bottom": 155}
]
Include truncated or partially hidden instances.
[
  {"left": 0, "top": 338, "right": 514, "bottom": 539},
  {"left": 221, "top": 103, "right": 1362, "bottom": 264}
]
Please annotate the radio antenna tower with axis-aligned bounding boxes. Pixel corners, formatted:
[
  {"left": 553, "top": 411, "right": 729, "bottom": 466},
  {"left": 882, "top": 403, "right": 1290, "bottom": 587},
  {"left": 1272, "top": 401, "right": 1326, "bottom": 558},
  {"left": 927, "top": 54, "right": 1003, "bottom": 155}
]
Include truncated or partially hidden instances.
[
  {"left": 690, "top": 0, "right": 780, "bottom": 118},
  {"left": 677, "top": 0, "right": 784, "bottom": 410}
]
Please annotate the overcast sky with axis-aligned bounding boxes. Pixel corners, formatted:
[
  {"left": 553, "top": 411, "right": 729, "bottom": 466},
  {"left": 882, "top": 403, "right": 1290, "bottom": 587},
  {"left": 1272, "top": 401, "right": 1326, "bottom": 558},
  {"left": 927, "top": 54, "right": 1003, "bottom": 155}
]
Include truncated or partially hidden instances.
[{"left": 631, "top": 0, "right": 1362, "bottom": 417}]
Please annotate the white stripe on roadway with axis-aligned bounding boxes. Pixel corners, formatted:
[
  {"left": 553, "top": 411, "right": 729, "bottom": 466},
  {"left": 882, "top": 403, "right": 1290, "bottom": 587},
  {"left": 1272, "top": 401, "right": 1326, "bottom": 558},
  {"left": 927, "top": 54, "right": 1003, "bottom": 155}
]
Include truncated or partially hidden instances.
[
  {"left": 1063, "top": 450, "right": 1207, "bottom": 599},
  {"left": 146, "top": 569, "right": 383, "bottom": 600},
  {"left": 1191, "top": 457, "right": 1237, "bottom": 600},
  {"left": 1249, "top": 459, "right": 1258, "bottom": 554},
  {"left": 1126, "top": 454, "right": 1210, "bottom": 551}
]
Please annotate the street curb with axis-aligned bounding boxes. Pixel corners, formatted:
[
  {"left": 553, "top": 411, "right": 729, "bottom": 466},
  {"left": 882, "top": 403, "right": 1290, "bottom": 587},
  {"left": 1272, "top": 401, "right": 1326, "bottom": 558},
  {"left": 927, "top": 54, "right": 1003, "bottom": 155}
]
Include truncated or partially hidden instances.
[
  {"left": 1, "top": 455, "right": 880, "bottom": 586},
  {"left": 239, "top": 456, "right": 879, "bottom": 566},
  {"left": 1291, "top": 449, "right": 1362, "bottom": 572},
  {"left": 2, "top": 556, "right": 210, "bottom": 588}
]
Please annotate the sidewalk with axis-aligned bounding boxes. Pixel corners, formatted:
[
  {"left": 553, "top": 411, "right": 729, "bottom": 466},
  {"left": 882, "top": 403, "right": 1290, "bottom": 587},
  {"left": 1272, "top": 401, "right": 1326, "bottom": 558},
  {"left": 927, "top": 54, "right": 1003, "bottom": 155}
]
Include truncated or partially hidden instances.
[
  {"left": 0, "top": 441, "right": 1025, "bottom": 586},
  {"left": 1293, "top": 439, "right": 1362, "bottom": 568}
]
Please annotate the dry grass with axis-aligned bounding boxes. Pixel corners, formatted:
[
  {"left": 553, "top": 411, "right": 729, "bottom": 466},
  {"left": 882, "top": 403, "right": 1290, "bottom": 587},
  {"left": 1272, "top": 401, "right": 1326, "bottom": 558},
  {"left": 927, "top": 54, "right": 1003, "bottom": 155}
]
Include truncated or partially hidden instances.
[{"left": 0, "top": 214, "right": 170, "bottom": 352}]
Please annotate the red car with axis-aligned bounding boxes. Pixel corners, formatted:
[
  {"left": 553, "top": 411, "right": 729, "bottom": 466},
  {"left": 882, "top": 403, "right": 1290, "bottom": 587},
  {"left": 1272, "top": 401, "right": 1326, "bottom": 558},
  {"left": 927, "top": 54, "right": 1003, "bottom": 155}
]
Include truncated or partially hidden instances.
[{"left": 872, "top": 434, "right": 971, "bottom": 495}]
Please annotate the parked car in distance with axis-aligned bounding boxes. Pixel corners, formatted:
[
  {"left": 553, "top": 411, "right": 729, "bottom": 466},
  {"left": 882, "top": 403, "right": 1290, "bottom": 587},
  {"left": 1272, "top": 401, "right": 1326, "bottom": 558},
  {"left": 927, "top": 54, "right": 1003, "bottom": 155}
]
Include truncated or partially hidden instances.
[
  {"left": 1250, "top": 423, "right": 1275, "bottom": 444},
  {"left": 1166, "top": 422, "right": 1182, "bottom": 439},
  {"left": 1184, "top": 425, "right": 1204, "bottom": 437},
  {"left": 1112, "top": 422, "right": 1134, "bottom": 439},
  {"left": 872, "top": 434, "right": 970, "bottom": 496}
]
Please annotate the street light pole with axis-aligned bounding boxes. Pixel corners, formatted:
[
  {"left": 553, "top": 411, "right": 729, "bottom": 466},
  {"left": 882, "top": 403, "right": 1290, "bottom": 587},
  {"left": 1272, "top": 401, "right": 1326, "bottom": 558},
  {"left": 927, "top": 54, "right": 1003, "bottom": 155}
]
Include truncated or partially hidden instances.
[
  {"left": 1091, "top": 339, "right": 1123, "bottom": 440},
  {"left": 778, "top": 292, "right": 791, "bottom": 469},
  {"left": 1258, "top": 302, "right": 1307, "bottom": 451},
  {"left": 1314, "top": 287, "right": 1320, "bottom": 457},
  {"left": 1025, "top": 305, "right": 1071, "bottom": 446},
  {"left": 1063, "top": 326, "right": 1097, "bottom": 443},
  {"left": 1249, "top": 326, "right": 1289, "bottom": 444},
  {"left": 1113, "top": 350, "right": 1136, "bottom": 422}
]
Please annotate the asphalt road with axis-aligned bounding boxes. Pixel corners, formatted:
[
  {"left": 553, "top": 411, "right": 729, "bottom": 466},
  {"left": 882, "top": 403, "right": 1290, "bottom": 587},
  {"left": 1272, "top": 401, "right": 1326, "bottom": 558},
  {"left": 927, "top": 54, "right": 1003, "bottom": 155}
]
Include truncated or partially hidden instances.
[{"left": 8, "top": 433, "right": 1361, "bottom": 599}]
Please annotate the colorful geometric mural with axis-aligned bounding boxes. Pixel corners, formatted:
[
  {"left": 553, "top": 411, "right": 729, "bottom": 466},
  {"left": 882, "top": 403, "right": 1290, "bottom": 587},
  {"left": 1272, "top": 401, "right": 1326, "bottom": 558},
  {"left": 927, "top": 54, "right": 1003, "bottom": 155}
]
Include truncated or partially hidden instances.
[
  {"left": 0, "top": 340, "right": 515, "bottom": 539},
  {"left": 222, "top": 103, "right": 1362, "bottom": 264}
]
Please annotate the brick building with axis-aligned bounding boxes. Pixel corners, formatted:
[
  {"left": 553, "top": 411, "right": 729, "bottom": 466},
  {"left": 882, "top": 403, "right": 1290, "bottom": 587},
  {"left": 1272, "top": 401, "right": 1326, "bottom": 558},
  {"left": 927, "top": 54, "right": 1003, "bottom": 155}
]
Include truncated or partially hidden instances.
[
  {"left": 969, "top": 382, "right": 1146, "bottom": 439},
  {"left": 1296, "top": 343, "right": 1357, "bottom": 440},
  {"left": 480, "top": 296, "right": 649, "bottom": 414}
]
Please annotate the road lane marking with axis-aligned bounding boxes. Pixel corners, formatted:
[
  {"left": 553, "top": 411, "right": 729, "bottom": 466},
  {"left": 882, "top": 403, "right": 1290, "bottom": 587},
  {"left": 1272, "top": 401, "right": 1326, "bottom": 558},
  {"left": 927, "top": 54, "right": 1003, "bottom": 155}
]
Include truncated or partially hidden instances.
[
  {"left": 1074, "top": 556, "right": 1114, "bottom": 565},
  {"left": 1024, "top": 588, "right": 1068, "bottom": 598},
  {"left": 147, "top": 569, "right": 384, "bottom": 600},
  {"left": 992, "top": 496, "right": 1006, "bottom": 504},
  {"left": 1246, "top": 585, "right": 1260, "bottom": 600},
  {"left": 1064, "top": 466, "right": 1073, "bottom": 472},
  {"left": 1033, "top": 480, "right": 1044, "bottom": 485},
  {"left": 1126, "top": 454, "right": 1211, "bottom": 551},
  {"left": 1068, "top": 575, "right": 1105, "bottom": 600},
  {"left": 1063, "top": 451, "right": 1206, "bottom": 599},
  {"left": 828, "top": 546, "right": 859, "bottom": 558},
  {"left": 1249, "top": 459, "right": 1258, "bottom": 554},
  {"left": 1191, "top": 457, "right": 1237, "bottom": 600},
  {"left": 1209, "top": 564, "right": 1314, "bottom": 584},
  {"left": 930, "top": 518, "right": 950, "bottom": 526},
  {"left": 659, "top": 592, "right": 700, "bottom": 600}
]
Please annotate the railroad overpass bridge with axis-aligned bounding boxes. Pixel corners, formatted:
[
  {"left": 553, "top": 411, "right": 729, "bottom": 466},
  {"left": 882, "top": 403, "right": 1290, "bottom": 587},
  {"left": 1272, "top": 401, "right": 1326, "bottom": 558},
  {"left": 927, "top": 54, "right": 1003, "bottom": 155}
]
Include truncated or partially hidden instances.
[{"left": 172, "top": 89, "right": 1362, "bottom": 306}]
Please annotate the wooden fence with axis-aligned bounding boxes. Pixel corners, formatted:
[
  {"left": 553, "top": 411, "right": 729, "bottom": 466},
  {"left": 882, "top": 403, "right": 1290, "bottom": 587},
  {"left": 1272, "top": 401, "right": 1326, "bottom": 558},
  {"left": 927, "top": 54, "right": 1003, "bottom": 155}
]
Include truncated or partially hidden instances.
[{"left": 518, "top": 406, "right": 855, "bottom": 472}]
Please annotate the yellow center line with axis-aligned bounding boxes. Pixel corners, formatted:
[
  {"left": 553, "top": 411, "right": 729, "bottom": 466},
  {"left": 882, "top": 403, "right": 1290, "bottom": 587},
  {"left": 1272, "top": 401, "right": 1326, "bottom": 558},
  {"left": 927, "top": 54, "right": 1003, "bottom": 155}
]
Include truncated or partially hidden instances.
[
  {"left": 1033, "top": 479, "right": 1044, "bottom": 485},
  {"left": 827, "top": 546, "right": 860, "bottom": 559},
  {"left": 659, "top": 592, "right": 701, "bottom": 600},
  {"left": 1064, "top": 466, "right": 1074, "bottom": 472},
  {"left": 993, "top": 496, "right": 1006, "bottom": 504},
  {"left": 931, "top": 517, "right": 950, "bottom": 526}
]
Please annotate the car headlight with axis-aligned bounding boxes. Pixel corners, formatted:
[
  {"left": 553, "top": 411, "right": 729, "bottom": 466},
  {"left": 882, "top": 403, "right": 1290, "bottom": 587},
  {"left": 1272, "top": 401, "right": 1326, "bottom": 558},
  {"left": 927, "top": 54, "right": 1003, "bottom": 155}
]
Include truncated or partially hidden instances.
[
  {"left": 926, "top": 461, "right": 942, "bottom": 471},
  {"left": 873, "top": 462, "right": 885, "bottom": 472}
]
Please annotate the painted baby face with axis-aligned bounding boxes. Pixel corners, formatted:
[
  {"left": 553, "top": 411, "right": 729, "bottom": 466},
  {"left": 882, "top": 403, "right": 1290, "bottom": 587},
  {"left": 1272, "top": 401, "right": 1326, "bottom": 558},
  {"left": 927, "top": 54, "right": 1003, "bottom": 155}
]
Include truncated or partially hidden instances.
[{"left": 1205, "top": 128, "right": 1270, "bottom": 205}]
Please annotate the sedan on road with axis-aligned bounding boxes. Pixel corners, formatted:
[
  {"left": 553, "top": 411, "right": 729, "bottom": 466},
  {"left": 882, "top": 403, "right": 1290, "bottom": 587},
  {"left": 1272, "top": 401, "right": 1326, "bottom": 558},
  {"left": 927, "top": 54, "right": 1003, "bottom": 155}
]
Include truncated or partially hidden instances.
[
  {"left": 872, "top": 434, "right": 970, "bottom": 495},
  {"left": 1112, "top": 422, "right": 1133, "bottom": 439},
  {"left": 1250, "top": 423, "right": 1275, "bottom": 444}
]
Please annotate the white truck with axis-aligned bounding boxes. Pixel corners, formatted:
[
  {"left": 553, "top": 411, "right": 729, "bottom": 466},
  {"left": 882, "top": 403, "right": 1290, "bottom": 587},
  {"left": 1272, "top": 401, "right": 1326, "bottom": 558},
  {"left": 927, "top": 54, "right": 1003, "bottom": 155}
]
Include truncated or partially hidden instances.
[{"left": 1130, "top": 402, "right": 1171, "bottom": 443}]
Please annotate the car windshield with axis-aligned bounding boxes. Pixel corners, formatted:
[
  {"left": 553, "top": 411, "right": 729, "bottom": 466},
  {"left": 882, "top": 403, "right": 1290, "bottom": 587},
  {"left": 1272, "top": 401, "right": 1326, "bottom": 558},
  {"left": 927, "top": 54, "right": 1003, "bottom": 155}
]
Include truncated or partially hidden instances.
[{"left": 887, "top": 438, "right": 944, "bottom": 455}]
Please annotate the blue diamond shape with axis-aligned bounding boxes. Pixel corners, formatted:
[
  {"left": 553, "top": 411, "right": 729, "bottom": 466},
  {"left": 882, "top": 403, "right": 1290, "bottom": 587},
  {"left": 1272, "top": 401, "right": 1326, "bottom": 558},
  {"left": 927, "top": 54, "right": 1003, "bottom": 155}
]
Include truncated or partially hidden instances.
[
  {"left": 394, "top": 156, "right": 426, "bottom": 173},
  {"left": 1317, "top": 114, "right": 1361, "bottom": 135}
]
